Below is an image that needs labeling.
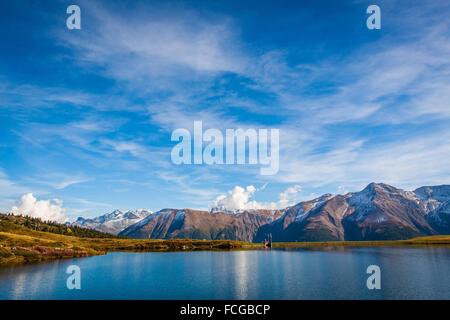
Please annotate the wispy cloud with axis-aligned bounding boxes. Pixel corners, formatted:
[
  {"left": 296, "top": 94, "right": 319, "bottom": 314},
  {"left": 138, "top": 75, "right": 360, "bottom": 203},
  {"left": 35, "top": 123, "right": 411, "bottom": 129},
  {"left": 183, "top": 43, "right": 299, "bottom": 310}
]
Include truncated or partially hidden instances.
[
  {"left": 60, "top": 1, "right": 248, "bottom": 83},
  {"left": 0, "top": 169, "right": 30, "bottom": 210},
  {"left": 1, "top": 0, "right": 449, "bottom": 214},
  {"left": 23, "top": 173, "right": 90, "bottom": 190},
  {"left": 277, "top": 130, "right": 450, "bottom": 192}
]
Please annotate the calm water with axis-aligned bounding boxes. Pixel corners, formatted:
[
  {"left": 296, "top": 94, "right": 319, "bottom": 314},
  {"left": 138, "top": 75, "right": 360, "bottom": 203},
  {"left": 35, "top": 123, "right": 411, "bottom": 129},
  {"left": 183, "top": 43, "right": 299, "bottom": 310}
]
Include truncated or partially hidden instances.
[{"left": 0, "top": 247, "right": 449, "bottom": 300}]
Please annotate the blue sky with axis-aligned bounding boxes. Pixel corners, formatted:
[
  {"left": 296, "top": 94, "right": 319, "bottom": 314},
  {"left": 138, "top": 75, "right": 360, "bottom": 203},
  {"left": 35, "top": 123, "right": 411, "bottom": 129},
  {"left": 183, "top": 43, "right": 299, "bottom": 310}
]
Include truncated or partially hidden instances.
[{"left": 1, "top": 0, "right": 450, "bottom": 220}]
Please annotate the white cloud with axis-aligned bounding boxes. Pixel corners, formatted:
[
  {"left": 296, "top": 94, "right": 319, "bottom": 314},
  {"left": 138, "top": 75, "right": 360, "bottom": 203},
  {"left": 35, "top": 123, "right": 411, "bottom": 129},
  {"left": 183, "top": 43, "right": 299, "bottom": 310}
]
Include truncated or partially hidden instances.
[
  {"left": 213, "top": 185, "right": 256, "bottom": 210},
  {"left": 11, "top": 193, "right": 68, "bottom": 223},
  {"left": 212, "top": 185, "right": 302, "bottom": 211},
  {"left": 278, "top": 185, "right": 302, "bottom": 208}
]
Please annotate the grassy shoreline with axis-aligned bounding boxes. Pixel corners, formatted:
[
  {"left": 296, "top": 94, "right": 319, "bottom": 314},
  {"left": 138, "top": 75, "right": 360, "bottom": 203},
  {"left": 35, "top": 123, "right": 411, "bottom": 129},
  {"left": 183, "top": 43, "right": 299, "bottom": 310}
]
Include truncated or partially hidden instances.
[
  {"left": 1, "top": 227, "right": 450, "bottom": 266},
  {"left": 0, "top": 230, "right": 258, "bottom": 266},
  {"left": 271, "top": 235, "right": 450, "bottom": 248}
]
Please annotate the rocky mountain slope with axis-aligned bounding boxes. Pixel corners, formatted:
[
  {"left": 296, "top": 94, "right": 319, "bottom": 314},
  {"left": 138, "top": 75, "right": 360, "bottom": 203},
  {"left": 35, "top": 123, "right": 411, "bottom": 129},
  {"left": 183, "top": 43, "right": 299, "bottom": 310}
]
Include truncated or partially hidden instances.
[
  {"left": 72, "top": 209, "right": 152, "bottom": 235},
  {"left": 256, "top": 183, "right": 447, "bottom": 242},
  {"left": 119, "top": 208, "right": 283, "bottom": 241},
  {"left": 254, "top": 193, "right": 349, "bottom": 242},
  {"left": 415, "top": 185, "right": 450, "bottom": 233}
]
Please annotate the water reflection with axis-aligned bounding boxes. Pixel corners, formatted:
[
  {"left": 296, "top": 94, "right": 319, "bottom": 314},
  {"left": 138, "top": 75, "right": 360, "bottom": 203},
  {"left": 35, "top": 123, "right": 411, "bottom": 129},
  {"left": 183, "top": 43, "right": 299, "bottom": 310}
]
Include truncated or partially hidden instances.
[
  {"left": 0, "top": 247, "right": 449, "bottom": 300},
  {"left": 232, "top": 251, "right": 250, "bottom": 299}
]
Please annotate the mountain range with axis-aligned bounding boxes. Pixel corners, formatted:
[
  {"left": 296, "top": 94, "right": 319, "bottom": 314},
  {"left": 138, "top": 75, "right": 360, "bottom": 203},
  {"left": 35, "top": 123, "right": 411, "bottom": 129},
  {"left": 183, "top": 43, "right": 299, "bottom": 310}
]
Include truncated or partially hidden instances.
[
  {"left": 72, "top": 209, "right": 153, "bottom": 235},
  {"left": 72, "top": 183, "right": 450, "bottom": 241}
]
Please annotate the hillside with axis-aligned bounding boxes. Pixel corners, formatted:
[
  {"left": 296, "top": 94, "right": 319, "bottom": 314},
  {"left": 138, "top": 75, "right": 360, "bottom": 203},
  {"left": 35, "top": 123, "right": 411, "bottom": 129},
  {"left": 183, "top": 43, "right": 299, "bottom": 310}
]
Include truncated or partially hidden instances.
[
  {"left": 0, "top": 213, "right": 116, "bottom": 238},
  {"left": 119, "top": 208, "right": 282, "bottom": 241},
  {"left": 0, "top": 213, "right": 256, "bottom": 265}
]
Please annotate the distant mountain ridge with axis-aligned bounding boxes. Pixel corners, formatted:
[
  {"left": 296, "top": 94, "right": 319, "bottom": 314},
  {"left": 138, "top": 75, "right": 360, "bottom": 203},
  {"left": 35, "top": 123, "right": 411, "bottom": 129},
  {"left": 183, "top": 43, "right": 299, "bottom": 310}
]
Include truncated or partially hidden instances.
[
  {"left": 72, "top": 209, "right": 152, "bottom": 235},
  {"left": 75, "top": 183, "right": 450, "bottom": 241}
]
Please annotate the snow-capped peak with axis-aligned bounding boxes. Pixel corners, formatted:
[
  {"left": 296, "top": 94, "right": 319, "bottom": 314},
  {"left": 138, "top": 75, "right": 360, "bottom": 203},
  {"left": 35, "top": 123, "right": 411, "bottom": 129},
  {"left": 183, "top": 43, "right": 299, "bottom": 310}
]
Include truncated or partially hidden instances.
[
  {"left": 72, "top": 209, "right": 153, "bottom": 235},
  {"left": 293, "top": 193, "right": 334, "bottom": 222}
]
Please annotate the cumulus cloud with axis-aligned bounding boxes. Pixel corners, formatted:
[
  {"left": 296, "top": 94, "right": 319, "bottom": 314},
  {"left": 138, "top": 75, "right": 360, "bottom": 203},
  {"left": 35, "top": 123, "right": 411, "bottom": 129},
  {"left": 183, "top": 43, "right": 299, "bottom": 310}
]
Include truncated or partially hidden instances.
[
  {"left": 212, "top": 185, "right": 301, "bottom": 211},
  {"left": 278, "top": 185, "right": 302, "bottom": 208},
  {"left": 11, "top": 193, "right": 68, "bottom": 223}
]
